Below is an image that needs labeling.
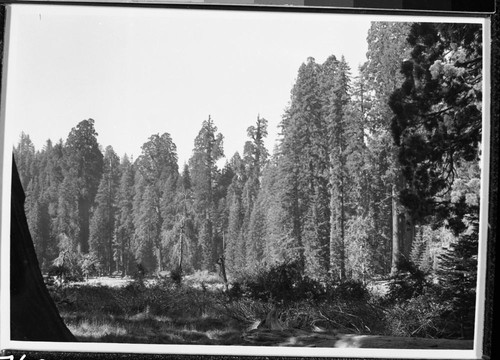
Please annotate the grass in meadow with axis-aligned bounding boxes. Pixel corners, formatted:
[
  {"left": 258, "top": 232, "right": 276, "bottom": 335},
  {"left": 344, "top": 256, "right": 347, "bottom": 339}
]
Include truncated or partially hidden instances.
[
  {"left": 63, "top": 311, "right": 243, "bottom": 344},
  {"left": 47, "top": 270, "right": 475, "bottom": 349},
  {"left": 51, "top": 276, "right": 246, "bottom": 344}
]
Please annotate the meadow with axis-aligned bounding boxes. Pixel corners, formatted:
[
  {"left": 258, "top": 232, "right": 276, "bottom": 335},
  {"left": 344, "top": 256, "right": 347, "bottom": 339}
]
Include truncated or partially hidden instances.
[
  {"left": 50, "top": 272, "right": 244, "bottom": 344},
  {"left": 47, "top": 263, "right": 474, "bottom": 349}
]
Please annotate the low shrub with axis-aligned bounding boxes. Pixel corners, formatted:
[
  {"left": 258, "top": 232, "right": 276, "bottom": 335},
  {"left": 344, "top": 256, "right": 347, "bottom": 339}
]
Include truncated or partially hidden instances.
[
  {"left": 212, "top": 296, "right": 274, "bottom": 326},
  {"left": 170, "top": 266, "right": 183, "bottom": 286},
  {"left": 279, "top": 302, "right": 319, "bottom": 330},
  {"left": 327, "top": 279, "right": 370, "bottom": 302},
  {"left": 48, "top": 264, "right": 69, "bottom": 279},
  {"left": 314, "top": 300, "right": 386, "bottom": 334},
  {"left": 229, "top": 261, "right": 371, "bottom": 307},
  {"left": 384, "top": 294, "right": 451, "bottom": 338},
  {"left": 384, "top": 258, "right": 430, "bottom": 305},
  {"left": 215, "top": 292, "right": 383, "bottom": 335},
  {"left": 131, "top": 263, "right": 147, "bottom": 284},
  {"left": 233, "top": 261, "right": 326, "bottom": 304}
]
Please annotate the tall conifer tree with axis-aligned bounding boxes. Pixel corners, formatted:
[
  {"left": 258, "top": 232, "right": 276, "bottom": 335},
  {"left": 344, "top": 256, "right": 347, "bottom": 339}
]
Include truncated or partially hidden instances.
[
  {"left": 134, "top": 133, "right": 179, "bottom": 273},
  {"left": 189, "top": 116, "right": 224, "bottom": 270},
  {"left": 114, "top": 155, "right": 136, "bottom": 275},
  {"left": 64, "top": 119, "right": 104, "bottom": 254},
  {"left": 89, "top": 146, "right": 120, "bottom": 274},
  {"left": 363, "top": 22, "right": 412, "bottom": 274}
]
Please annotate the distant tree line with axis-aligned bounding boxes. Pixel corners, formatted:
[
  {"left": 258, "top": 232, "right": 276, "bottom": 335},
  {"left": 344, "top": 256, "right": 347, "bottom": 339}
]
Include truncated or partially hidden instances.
[{"left": 14, "top": 23, "right": 481, "bottom": 294}]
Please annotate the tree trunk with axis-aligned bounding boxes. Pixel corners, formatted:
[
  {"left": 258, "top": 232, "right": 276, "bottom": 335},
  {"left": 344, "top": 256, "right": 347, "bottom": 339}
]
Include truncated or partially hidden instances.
[
  {"left": 391, "top": 178, "right": 416, "bottom": 275},
  {"left": 401, "top": 211, "right": 415, "bottom": 259},
  {"left": 216, "top": 256, "right": 229, "bottom": 292},
  {"left": 329, "top": 167, "right": 345, "bottom": 280},
  {"left": 339, "top": 183, "right": 346, "bottom": 280},
  {"left": 178, "top": 230, "right": 184, "bottom": 271},
  {"left": 77, "top": 197, "right": 90, "bottom": 254},
  {"left": 390, "top": 184, "right": 400, "bottom": 275},
  {"left": 10, "top": 157, "right": 76, "bottom": 341},
  {"left": 108, "top": 221, "right": 113, "bottom": 275},
  {"left": 292, "top": 175, "right": 304, "bottom": 268}
]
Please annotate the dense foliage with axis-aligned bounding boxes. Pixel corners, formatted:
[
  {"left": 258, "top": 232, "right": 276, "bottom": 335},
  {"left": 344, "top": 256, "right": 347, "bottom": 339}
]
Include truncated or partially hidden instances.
[{"left": 15, "top": 22, "right": 482, "bottom": 340}]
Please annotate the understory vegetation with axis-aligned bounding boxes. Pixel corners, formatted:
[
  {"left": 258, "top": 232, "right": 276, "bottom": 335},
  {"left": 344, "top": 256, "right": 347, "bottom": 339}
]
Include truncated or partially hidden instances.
[{"left": 49, "top": 258, "right": 475, "bottom": 345}]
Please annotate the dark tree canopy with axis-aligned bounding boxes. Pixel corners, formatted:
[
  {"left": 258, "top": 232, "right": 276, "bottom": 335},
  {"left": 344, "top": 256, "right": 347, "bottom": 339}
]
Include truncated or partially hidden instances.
[{"left": 389, "top": 23, "right": 482, "bottom": 228}]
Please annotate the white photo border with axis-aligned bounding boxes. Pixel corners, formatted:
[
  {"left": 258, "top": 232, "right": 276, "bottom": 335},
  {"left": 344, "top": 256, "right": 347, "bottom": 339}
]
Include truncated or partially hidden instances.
[{"left": 0, "top": 4, "right": 495, "bottom": 360}]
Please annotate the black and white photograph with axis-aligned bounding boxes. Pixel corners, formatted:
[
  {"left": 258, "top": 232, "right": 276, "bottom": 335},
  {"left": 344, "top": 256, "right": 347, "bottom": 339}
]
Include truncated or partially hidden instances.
[{"left": 0, "top": 4, "right": 491, "bottom": 358}]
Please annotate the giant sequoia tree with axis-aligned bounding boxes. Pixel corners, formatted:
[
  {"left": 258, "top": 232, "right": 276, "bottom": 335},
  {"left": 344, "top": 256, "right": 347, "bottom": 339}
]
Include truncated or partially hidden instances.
[{"left": 64, "top": 119, "right": 104, "bottom": 254}]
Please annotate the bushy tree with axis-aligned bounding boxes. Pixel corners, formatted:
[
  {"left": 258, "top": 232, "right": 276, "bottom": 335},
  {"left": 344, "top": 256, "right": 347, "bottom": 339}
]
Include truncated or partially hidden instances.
[
  {"left": 389, "top": 23, "right": 482, "bottom": 227},
  {"left": 388, "top": 22, "right": 482, "bottom": 339},
  {"left": 436, "top": 223, "right": 478, "bottom": 339}
]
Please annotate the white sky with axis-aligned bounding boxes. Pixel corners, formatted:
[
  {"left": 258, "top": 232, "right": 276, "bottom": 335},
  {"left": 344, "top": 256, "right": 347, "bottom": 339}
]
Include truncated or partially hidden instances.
[{"left": 5, "top": 5, "right": 375, "bottom": 166}]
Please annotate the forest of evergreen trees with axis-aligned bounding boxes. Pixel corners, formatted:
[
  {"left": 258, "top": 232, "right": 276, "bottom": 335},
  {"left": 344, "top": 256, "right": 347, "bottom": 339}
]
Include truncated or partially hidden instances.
[{"left": 13, "top": 22, "right": 482, "bottom": 294}]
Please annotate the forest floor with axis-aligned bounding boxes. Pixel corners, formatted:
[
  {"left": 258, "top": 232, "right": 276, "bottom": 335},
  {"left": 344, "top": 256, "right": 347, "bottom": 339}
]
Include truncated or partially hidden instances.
[{"left": 50, "top": 274, "right": 473, "bottom": 349}]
